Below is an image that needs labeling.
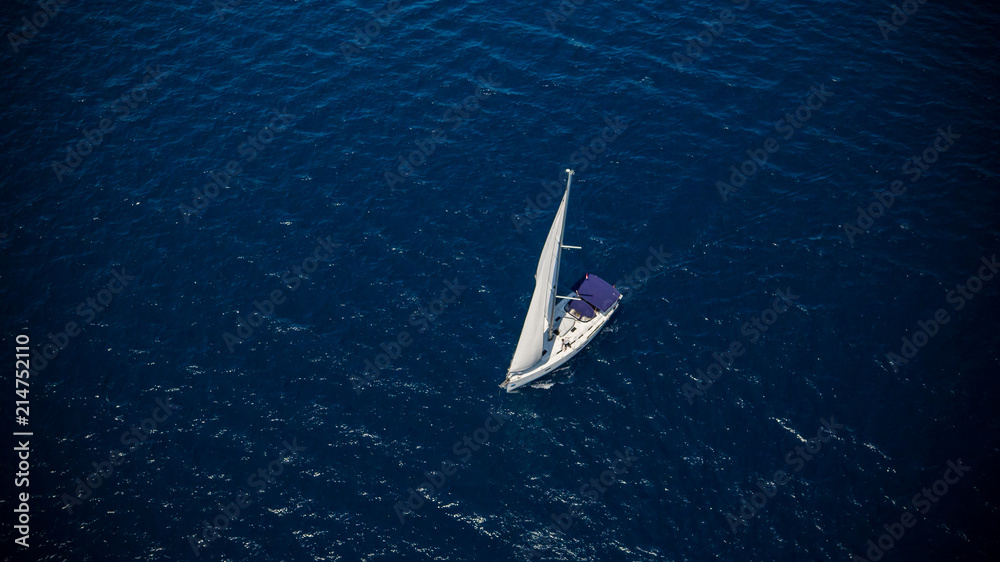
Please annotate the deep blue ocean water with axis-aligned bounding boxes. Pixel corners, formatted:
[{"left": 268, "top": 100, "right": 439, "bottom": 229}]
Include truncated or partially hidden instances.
[{"left": 2, "top": 0, "right": 1000, "bottom": 560}]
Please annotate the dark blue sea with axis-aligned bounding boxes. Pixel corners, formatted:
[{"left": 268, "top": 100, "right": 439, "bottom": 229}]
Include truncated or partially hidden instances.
[{"left": 2, "top": 0, "right": 999, "bottom": 560}]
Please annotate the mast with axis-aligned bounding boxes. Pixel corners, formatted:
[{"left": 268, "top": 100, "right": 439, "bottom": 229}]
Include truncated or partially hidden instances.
[
  {"left": 507, "top": 168, "right": 575, "bottom": 377},
  {"left": 547, "top": 169, "right": 574, "bottom": 341}
]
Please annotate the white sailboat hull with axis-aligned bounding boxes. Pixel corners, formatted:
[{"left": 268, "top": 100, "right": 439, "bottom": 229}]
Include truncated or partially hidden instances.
[
  {"left": 502, "top": 296, "right": 621, "bottom": 392},
  {"left": 503, "top": 169, "right": 622, "bottom": 392}
]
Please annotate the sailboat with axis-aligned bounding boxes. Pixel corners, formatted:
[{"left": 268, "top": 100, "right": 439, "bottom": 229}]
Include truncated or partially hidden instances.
[{"left": 500, "top": 169, "right": 622, "bottom": 392}]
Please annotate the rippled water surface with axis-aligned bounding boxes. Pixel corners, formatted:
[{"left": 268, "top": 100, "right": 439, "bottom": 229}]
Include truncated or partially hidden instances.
[{"left": 2, "top": 1, "right": 999, "bottom": 561}]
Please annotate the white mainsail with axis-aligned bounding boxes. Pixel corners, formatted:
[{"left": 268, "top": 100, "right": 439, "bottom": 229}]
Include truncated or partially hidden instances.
[{"left": 507, "top": 171, "right": 574, "bottom": 374}]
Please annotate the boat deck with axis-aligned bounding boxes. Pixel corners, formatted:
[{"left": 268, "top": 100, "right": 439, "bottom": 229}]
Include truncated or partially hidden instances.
[
  {"left": 546, "top": 301, "right": 595, "bottom": 358},
  {"left": 503, "top": 297, "right": 620, "bottom": 391}
]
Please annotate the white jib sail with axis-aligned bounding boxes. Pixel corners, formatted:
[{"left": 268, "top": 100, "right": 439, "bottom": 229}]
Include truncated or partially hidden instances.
[{"left": 508, "top": 171, "right": 573, "bottom": 374}]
